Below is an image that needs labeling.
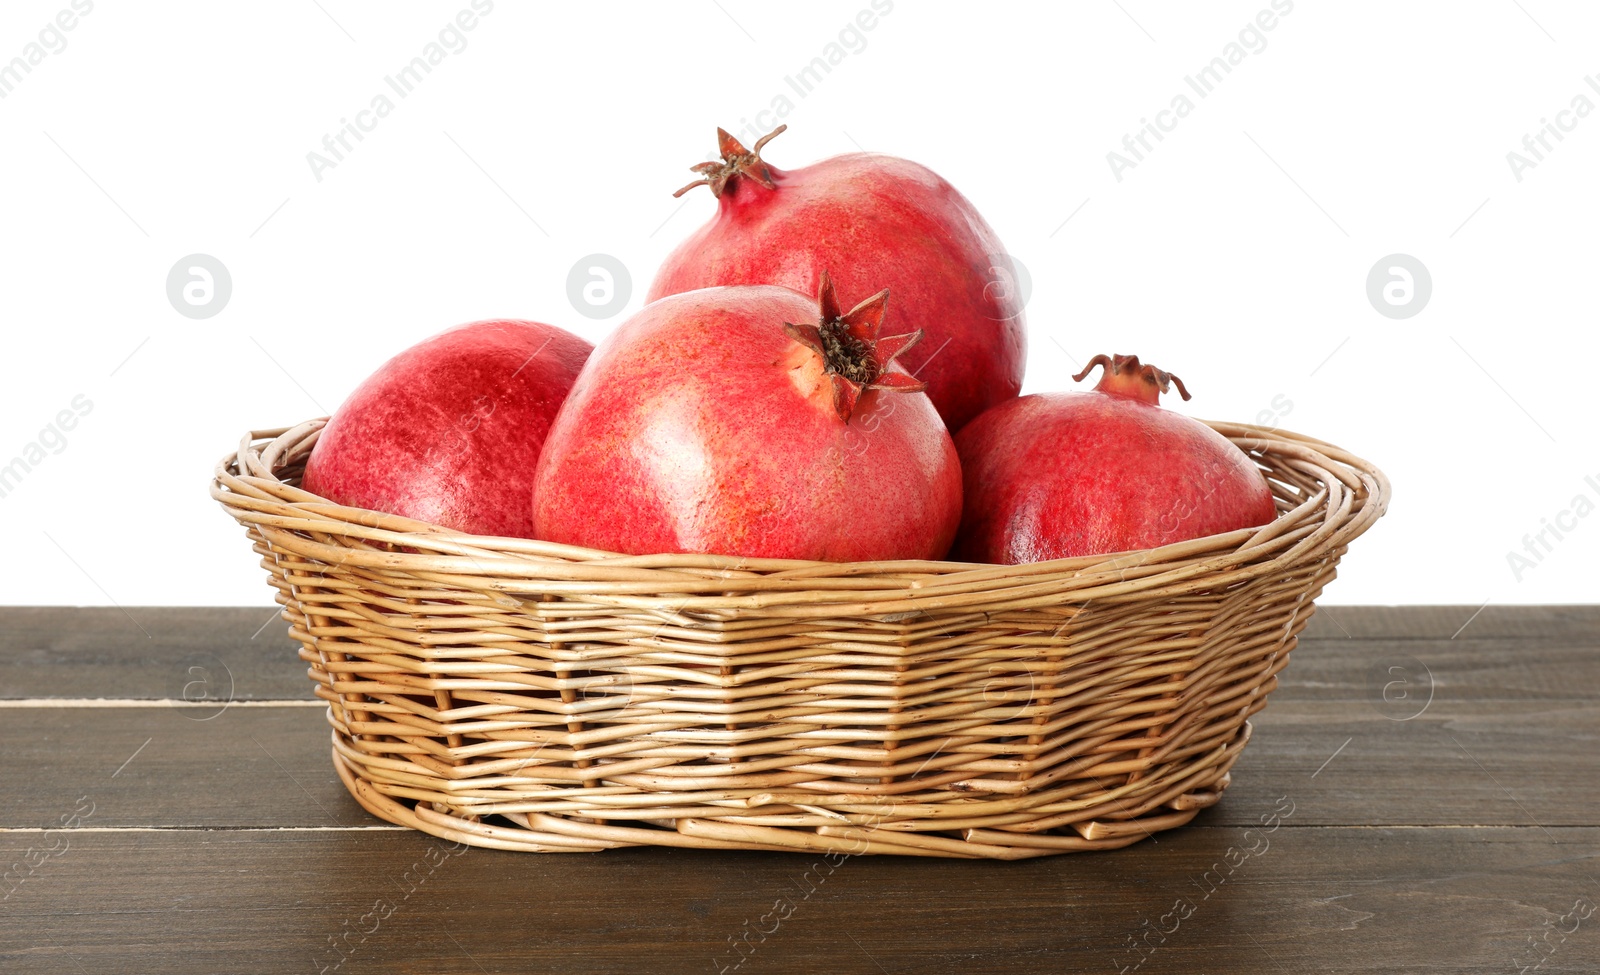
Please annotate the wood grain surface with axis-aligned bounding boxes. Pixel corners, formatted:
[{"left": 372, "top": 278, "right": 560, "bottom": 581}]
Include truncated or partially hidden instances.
[{"left": 1, "top": 606, "right": 1597, "bottom": 974}]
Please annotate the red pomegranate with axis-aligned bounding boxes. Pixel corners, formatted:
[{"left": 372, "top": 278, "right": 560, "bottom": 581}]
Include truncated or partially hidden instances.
[
  {"left": 952, "top": 354, "right": 1278, "bottom": 563},
  {"left": 302, "top": 319, "right": 592, "bottom": 538},
  {"left": 649, "top": 125, "right": 1026, "bottom": 434},
  {"left": 532, "top": 275, "right": 962, "bottom": 561}
]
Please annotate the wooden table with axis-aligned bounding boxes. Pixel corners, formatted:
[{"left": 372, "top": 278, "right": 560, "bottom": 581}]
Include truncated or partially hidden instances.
[{"left": 2, "top": 606, "right": 1596, "bottom": 974}]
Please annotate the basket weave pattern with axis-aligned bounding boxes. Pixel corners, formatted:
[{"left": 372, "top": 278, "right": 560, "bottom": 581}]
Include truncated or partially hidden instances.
[{"left": 212, "top": 419, "right": 1387, "bottom": 858}]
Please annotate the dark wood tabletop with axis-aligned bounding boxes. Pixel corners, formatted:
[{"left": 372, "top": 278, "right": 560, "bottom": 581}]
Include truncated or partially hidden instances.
[{"left": 2, "top": 605, "right": 1596, "bottom": 974}]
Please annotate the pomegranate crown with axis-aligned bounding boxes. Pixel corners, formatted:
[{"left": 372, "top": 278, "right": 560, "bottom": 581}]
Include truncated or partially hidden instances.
[
  {"left": 1073, "top": 353, "right": 1191, "bottom": 405},
  {"left": 673, "top": 124, "right": 787, "bottom": 199},
  {"left": 783, "top": 272, "right": 927, "bottom": 423}
]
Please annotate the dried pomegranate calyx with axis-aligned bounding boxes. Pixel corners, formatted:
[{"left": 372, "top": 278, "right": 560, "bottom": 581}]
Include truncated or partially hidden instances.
[
  {"left": 784, "top": 271, "right": 926, "bottom": 422},
  {"left": 673, "top": 125, "right": 787, "bottom": 199},
  {"left": 1073, "top": 353, "right": 1191, "bottom": 405}
]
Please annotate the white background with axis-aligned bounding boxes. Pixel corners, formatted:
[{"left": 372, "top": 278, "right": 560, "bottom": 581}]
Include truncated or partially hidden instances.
[{"left": 0, "top": 0, "right": 1595, "bottom": 607}]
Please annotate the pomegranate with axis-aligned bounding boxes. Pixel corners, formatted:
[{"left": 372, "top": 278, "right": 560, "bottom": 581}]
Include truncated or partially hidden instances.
[
  {"left": 649, "top": 125, "right": 1026, "bottom": 434},
  {"left": 952, "top": 354, "right": 1277, "bottom": 563},
  {"left": 531, "top": 275, "right": 961, "bottom": 561},
  {"left": 302, "top": 319, "right": 592, "bottom": 538}
]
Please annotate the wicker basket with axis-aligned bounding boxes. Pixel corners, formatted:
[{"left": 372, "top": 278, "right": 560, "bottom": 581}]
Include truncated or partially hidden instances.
[{"left": 212, "top": 418, "right": 1387, "bottom": 858}]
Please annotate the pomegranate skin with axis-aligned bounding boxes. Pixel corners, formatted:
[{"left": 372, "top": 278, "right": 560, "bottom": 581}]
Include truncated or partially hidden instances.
[
  {"left": 952, "top": 392, "right": 1278, "bottom": 564},
  {"left": 302, "top": 319, "right": 592, "bottom": 539},
  {"left": 532, "top": 285, "right": 962, "bottom": 562},
  {"left": 650, "top": 143, "right": 1025, "bottom": 434}
]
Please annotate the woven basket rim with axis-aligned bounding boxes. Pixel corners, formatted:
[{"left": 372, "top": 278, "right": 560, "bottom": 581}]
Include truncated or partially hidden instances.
[{"left": 211, "top": 416, "right": 1389, "bottom": 617}]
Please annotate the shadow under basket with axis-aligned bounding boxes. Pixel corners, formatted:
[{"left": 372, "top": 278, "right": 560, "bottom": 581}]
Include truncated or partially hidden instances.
[{"left": 212, "top": 419, "right": 1388, "bottom": 859}]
